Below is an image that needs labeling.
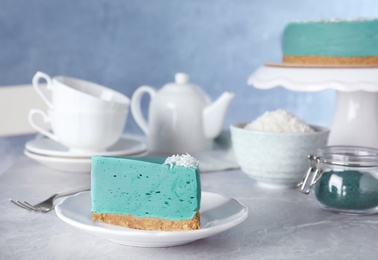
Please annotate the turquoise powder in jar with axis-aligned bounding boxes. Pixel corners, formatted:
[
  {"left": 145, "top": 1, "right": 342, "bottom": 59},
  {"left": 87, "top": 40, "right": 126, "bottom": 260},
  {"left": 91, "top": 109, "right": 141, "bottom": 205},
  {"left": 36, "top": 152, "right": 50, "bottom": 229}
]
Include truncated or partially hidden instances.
[
  {"left": 314, "top": 170, "right": 378, "bottom": 211},
  {"left": 297, "top": 146, "right": 378, "bottom": 214}
]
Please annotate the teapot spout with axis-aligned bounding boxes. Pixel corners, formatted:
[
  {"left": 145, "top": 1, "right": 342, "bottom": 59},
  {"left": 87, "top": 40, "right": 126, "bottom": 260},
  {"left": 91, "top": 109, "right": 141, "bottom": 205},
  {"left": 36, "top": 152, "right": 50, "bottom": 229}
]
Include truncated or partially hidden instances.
[{"left": 203, "top": 92, "right": 235, "bottom": 138}]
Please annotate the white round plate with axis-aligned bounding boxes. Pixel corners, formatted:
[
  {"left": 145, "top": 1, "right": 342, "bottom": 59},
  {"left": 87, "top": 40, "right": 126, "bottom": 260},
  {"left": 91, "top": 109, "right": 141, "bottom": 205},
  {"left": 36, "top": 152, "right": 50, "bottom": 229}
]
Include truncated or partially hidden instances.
[
  {"left": 248, "top": 65, "right": 378, "bottom": 92},
  {"left": 25, "top": 136, "right": 147, "bottom": 158},
  {"left": 24, "top": 150, "right": 92, "bottom": 173},
  {"left": 55, "top": 191, "right": 248, "bottom": 247}
]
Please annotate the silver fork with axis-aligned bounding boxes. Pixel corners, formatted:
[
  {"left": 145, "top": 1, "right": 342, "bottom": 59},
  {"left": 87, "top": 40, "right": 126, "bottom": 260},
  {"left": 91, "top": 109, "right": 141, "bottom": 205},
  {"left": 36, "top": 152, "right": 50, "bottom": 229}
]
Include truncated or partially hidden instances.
[{"left": 10, "top": 186, "right": 90, "bottom": 212}]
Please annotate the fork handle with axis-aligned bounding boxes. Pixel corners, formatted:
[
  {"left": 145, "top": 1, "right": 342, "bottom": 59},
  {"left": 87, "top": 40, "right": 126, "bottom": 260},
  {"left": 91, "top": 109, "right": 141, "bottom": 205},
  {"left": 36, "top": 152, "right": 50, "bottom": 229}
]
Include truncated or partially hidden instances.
[{"left": 54, "top": 186, "right": 91, "bottom": 200}]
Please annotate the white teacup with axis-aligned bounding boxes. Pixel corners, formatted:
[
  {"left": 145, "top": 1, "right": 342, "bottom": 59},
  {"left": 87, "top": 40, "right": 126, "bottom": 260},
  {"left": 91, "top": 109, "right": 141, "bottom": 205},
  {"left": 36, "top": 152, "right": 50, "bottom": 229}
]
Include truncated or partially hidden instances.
[
  {"left": 32, "top": 71, "right": 130, "bottom": 112},
  {"left": 28, "top": 109, "right": 127, "bottom": 153}
]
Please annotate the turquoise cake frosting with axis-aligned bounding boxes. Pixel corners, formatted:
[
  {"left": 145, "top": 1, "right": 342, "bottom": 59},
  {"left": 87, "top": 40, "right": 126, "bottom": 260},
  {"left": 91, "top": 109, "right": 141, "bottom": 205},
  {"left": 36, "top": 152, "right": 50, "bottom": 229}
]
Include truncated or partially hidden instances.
[
  {"left": 91, "top": 155, "right": 201, "bottom": 223},
  {"left": 283, "top": 19, "right": 378, "bottom": 57}
]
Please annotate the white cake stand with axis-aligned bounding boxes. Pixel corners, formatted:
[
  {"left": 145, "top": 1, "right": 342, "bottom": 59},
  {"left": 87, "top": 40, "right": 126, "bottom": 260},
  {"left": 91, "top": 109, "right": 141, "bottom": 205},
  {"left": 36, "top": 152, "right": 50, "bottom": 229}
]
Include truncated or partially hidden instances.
[{"left": 248, "top": 65, "right": 378, "bottom": 148}]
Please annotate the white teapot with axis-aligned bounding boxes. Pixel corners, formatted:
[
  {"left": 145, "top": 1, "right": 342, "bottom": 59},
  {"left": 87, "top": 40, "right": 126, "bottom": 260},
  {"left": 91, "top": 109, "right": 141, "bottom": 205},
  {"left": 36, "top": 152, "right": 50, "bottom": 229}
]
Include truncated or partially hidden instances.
[{"left": 131, "top": 73, "right": 235, "bottom": 154}]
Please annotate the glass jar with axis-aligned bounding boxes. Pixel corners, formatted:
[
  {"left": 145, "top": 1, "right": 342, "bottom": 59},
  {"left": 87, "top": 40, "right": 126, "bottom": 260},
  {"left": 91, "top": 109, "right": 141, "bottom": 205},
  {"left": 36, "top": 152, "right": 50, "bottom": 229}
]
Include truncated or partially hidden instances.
[{"left": 297, "top": 146, "right": 378, "bottom": 215}]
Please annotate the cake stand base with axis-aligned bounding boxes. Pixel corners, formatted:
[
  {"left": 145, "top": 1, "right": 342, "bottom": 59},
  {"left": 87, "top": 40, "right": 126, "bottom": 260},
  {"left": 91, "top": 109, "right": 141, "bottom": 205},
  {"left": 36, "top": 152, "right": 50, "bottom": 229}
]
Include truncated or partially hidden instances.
[{"left": 329, "top": 91, "right": 378, "bottom": 148}]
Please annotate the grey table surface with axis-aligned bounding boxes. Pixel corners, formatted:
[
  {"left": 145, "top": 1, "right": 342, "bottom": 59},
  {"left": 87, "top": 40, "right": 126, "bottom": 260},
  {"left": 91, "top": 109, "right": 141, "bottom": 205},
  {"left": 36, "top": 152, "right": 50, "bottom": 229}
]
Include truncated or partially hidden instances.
[{"left": 1, "top": 154, "right": 378, "bottom": 260}]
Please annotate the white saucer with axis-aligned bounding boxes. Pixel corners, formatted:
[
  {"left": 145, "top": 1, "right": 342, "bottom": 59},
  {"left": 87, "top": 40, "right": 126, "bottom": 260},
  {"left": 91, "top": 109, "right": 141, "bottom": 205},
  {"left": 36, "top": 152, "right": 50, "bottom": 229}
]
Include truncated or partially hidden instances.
[
  {"left": 24, "top": 150, "right": 92, "bottom": 173},
  {"left": 25, "top": 136, "right": 147, "bottom": 158},
  {"left": 24, "top": 149, "right": 148, "bottom": 173},
  {"left": 55, "top": 191, "right": 248, "bottom": 247}
]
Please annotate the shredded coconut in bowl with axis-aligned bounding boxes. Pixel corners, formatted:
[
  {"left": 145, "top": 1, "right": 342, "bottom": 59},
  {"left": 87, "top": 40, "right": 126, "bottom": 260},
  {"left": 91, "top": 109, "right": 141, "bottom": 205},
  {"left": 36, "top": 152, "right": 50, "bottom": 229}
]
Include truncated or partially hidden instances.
[{"left": 244, "top": 109, "right": 315, "bottom": 133}]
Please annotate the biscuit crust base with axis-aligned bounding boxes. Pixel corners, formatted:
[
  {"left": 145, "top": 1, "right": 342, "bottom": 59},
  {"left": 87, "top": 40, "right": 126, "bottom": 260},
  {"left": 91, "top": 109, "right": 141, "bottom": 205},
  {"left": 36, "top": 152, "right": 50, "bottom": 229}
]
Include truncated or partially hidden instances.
[
  {"left": 92, "top": 211, "right": 200, "bottom": 231},
  {"left": 283, "top": 55, "right": 378, "bottom": 66}
]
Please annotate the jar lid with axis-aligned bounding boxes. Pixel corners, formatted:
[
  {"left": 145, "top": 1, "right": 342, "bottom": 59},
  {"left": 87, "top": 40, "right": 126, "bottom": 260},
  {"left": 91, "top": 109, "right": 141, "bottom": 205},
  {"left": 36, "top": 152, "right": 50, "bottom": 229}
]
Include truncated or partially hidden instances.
[{"left": 316, "top": 145, "right": 378, "bottom": 167}]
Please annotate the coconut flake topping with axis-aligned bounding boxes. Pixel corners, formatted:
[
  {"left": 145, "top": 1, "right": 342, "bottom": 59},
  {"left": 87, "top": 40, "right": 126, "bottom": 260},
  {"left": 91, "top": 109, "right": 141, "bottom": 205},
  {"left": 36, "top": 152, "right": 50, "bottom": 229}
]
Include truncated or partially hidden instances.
[{"left": 164, "top": 153, "right": 199, "bottom": 169}]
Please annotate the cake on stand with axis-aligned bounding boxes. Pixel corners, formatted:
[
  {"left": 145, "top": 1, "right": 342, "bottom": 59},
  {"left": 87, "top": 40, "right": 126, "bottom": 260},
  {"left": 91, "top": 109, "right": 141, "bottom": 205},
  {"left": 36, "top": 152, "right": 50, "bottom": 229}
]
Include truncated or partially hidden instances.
[{"left": 248, "top": 65, "right": 378, "bottom": 148}]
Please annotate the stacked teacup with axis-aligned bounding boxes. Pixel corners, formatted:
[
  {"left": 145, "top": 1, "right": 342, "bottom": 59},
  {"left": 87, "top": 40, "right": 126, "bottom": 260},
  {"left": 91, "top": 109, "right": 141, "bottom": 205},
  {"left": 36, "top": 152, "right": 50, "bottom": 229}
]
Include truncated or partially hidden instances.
[{"left": 29, "top": 71, "right": 130, "bottom": 154}]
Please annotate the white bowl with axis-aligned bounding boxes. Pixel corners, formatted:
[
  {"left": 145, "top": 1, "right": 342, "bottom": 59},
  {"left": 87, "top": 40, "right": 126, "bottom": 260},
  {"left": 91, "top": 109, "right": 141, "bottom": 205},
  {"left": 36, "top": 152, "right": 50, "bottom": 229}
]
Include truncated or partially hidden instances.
[{"left": 230, "top": 123, "right": 330, "bottom": 189}]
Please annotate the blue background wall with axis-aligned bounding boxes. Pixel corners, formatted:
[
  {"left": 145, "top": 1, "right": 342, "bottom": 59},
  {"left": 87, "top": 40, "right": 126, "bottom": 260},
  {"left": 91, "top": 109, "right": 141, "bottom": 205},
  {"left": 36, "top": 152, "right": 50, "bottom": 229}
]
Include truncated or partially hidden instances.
[{"left": 1, "top": 0, "right": 377, "bottom": 135}]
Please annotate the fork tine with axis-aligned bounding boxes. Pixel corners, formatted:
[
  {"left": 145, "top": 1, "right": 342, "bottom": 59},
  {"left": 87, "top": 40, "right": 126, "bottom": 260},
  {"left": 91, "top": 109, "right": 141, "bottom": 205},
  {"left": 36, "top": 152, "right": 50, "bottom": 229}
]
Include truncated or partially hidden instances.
[
  {"left": 9, "top": 199, "right": 34, "bottom": 211},
  {"left": 17, "top": 201, "right": 36, "bottom": 211},
  {"left": 10, "top": 186, "right": 90, "bottom": 212},
  {"left": 9, "top": 199, "right": 27, "bottom": 209},
  {"left": 23, "top": 201, "right": 39, "bottom": 211},
  {"left": 24, "top": 202, "right": 50, "bottom": 212},
  {"left": 10, "top": 200, "right": 47, "bottom": 212}
]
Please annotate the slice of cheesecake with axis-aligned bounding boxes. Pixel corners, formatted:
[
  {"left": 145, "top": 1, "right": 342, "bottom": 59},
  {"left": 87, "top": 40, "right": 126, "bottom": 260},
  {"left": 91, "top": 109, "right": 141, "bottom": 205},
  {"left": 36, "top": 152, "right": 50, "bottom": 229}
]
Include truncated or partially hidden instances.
[{"left": 91, "top": 154, "right": 201, "bottom": 231}]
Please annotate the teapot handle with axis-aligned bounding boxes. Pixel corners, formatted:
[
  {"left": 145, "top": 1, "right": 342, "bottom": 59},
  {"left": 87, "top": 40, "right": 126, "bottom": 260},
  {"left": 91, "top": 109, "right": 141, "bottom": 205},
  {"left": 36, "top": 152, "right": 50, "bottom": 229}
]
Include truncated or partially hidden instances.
[{"left": 130, "top": 86, "right": 156, "bottom": 136}]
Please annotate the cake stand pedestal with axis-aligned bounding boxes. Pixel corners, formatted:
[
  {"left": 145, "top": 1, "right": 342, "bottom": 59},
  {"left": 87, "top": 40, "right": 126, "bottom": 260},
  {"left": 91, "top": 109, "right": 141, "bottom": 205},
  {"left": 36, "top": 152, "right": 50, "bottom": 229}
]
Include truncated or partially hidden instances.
[{"left": 248, "top": 65, "right": 378, "bottom": 148}]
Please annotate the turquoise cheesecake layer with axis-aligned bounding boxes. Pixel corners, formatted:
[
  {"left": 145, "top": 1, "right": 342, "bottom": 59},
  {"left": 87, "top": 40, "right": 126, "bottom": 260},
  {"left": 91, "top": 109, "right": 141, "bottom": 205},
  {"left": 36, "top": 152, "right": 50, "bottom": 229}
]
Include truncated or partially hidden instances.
[
  {"left": 283, "top": 20, "right": 378, "bottom": 57},
  {"left": 91, "top": 156, "right": 201, "bottom": 220}
]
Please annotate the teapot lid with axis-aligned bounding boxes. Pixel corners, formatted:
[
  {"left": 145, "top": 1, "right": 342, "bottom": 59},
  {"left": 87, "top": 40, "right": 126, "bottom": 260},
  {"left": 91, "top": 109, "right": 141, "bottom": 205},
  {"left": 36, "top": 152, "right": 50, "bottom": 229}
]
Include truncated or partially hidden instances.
[
  {"left": 175, "top": 73, "right": 190, "bottom": 85},
  {"left": 163, "top": 73, "right": 198, "bottom": 90},
  {"left": 161, "top": 73, "right": 210, "bottom": 103}
]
